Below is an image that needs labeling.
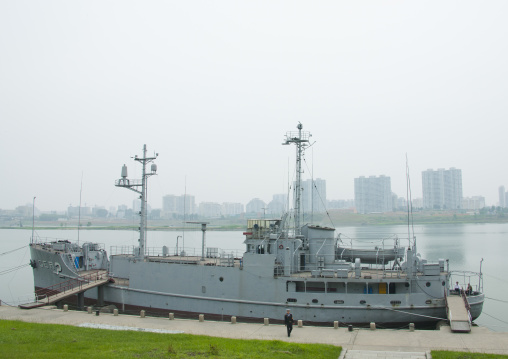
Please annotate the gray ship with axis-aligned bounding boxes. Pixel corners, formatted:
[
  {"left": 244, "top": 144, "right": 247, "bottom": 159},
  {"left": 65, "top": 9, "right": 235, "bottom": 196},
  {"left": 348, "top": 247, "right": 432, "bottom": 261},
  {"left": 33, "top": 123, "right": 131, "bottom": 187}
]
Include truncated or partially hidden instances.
[{"left": 26, "top": 124, "right": 484, "bottom": 330}]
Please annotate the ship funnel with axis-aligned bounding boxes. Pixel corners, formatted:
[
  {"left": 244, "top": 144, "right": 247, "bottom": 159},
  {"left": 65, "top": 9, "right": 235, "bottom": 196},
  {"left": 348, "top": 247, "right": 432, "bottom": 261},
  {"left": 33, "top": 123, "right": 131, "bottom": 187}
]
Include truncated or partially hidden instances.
[
  {"left": 151, "top": 163, "right": 157, "bottom": 173},
  {"left": 121, "top": 164, "right": 128, "bottom": 178}
]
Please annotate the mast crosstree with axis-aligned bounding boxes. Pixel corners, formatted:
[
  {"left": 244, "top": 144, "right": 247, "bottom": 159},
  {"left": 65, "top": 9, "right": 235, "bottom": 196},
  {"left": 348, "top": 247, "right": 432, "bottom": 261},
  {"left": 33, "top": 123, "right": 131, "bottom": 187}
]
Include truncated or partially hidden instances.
[{"left": 115, "top": 144, "right": 158, "bottom": 258}]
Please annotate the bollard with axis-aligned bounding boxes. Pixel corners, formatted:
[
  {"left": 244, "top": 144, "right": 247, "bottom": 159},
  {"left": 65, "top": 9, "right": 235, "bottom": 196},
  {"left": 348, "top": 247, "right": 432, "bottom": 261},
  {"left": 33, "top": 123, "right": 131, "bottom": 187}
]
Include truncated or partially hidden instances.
[
  {"left": 63, "top": 304, "right": 68, "bottom": 312},
  {"left": 140, "top": 310, "right": 145, "bottom": 318},
  {"left": 409, "top": 323, "right": 415, "bottom": 332},
  {"left": 298, "top": 320, "right": 303, "bottom": 328},
  {"left": 348, "top": 325, "right": 353, "bottom": 332},
  {"left": 370, "top": 322, "right": 376, "bottom": 330},
  {"left": 199, "top": 314, "right": 204, "bottom": 322},
  {"left": 96, "top": 310, "right": 100, "bottom": 316},
  {"left": 87, "top": 306, "right": 92, "bottom": 314},
  {"left": 169, "top": 313, "right": 174, "bottom": 320},
  {"left": 264, "top": 318, "right": 269, "bottom": 326},
  {"left": 114, "top": 309, "right": 118, "bottom": 316},
  {"left": 231, "top": 316, "right": 237, "bottom": 324},
  {"left": 334, "top": 321, "right": 339, "bottom": 329}
]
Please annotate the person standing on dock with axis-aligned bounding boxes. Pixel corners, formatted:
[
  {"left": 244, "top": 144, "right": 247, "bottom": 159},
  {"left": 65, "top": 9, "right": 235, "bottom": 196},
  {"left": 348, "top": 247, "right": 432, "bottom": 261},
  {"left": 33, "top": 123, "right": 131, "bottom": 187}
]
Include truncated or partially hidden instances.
[{"left": 284, "top": 309, "right": 294, "bottom": 337}]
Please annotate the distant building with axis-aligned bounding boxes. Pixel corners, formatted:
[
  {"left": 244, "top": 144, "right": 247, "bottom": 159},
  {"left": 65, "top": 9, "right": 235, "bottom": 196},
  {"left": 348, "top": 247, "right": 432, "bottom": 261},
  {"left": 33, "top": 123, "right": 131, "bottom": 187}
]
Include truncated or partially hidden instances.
[
  {"left": 198, "top": 202, "right": 221, "bottom": 218},
  {"left": 133, "top": 199, "right": 140, "bottom": 212},
  {"left": 392, "top": 193, "right": 407, "bottom": 211},
  {"left": 67, "top": 205, "right": 91, "bottom": 219},
  {"left": 298, "top": 178, "right": 327, "bottom": 213},
  {"left": 422, "top": 168, "right": 462, "bottom": 210},
  {"left": 411, "top": 198, "right": 423, "bottom": 209},
  {"left": 221, "top": 202, "right": 244, "bottom": 216},
  {"left": 246, "top": 198, "right": 266, "bottom": 215},
  {"left": 327, "top": 199, "right": 355, "bottom": 209},
  {"left": 267, "top": 194, "right": 286, "bottom": 216},
  {"left": 499, "top": 186, "right": 506, "bottom": 208},
  {"left": 462, "top": 196, "right": 485, "bottom": 211},
  {"left": 354, "top": 175, "right": 392, "bottom": 214},
  {"left": 162, "top": 194, "right": 196, "bottom": 217}
]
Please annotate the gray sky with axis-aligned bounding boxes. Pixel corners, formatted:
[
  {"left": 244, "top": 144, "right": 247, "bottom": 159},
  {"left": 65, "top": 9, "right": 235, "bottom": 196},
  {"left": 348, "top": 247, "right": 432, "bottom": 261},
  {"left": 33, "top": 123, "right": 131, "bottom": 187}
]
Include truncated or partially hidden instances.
[{"left": 1, "top": 1, "right": 507, "bottom": 212}]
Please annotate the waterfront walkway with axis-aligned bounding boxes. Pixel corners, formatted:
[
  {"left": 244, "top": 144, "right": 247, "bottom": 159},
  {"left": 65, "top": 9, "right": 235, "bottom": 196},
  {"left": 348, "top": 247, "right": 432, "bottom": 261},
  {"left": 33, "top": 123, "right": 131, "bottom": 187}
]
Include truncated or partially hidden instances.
[{"left": 1, "top": 305, "right": 507, "bottom": 356}]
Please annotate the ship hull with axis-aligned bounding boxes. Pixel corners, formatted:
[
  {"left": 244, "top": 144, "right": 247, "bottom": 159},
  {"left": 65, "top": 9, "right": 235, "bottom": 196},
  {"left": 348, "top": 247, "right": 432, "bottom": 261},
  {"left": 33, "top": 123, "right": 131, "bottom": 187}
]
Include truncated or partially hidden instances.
[{"left": 29, "top": 245, "right": 484, "bottom": 328}]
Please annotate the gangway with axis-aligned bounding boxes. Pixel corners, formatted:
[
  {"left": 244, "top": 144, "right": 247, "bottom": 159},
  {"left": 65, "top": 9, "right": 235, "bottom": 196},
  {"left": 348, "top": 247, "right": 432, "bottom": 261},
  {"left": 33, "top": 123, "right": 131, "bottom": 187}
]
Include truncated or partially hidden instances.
[
  {"left": 19, "top": 270, "right": 110, "bottom": 309},
  {"left": 445, "top": 290, "right": 472, "bottom": 333}
]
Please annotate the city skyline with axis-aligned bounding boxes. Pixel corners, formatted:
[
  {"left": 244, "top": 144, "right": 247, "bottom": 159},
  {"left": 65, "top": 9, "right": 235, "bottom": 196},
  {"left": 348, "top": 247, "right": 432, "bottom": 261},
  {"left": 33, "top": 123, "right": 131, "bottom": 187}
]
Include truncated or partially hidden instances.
[
  {"left": 1, "top": 2, "right": 507, "bottom": 212},
  {"left": 6, "top": 170, "right": 500, "bottom": 217}
]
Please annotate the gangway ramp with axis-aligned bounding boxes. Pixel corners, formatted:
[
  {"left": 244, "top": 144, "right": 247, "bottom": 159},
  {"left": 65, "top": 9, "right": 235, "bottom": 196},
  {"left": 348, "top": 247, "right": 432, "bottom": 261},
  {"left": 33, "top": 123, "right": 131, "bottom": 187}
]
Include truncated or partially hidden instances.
[
  {"left": 19, "top": 270, "right": 110, "bottom": 309},
  {"left": 446, "top": 292, "right": 472, "bottom": 333}
]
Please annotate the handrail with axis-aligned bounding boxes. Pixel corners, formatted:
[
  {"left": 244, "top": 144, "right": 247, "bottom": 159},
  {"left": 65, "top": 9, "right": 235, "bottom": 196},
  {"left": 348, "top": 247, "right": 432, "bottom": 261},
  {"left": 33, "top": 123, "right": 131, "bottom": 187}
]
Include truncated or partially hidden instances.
[
  {"left": 34, "top": 270, "right": 108, "bottom": 302},
  {"left": 461, "top": 290, "right": 473, "bottom": 324}
]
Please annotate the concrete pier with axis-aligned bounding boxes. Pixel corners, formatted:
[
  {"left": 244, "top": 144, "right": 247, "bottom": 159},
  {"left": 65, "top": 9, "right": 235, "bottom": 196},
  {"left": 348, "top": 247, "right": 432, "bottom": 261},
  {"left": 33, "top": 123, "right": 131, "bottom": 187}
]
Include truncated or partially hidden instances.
[{"left": 1, "top": 305, "right": 508, "bottom": 355}]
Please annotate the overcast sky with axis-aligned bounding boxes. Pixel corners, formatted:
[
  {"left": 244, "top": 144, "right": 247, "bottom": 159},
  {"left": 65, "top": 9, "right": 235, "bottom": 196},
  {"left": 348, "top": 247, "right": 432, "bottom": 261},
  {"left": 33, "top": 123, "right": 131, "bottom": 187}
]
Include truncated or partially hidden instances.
[{"left": 1, "top": 1, "right": 507, "bottom": 212}]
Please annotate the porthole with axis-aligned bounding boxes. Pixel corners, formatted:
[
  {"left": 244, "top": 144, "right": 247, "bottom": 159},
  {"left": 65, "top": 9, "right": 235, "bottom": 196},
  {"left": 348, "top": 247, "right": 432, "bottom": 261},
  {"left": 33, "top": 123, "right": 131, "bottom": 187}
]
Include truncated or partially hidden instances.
[
  {"left": 405, "top": 282, "right": 410, "bottom": 288},
  {"left": 287, "top": 298, "right": 297, "bottom": 303},
  {"left": 360, "top": 300, "right": 366, "bottom": 305},
  {"left": 425, "top": 300, "right": 432, "bottom": 304},
  {"left": 426, "top": 282, "right": 431, "bottom": 287},
  {"left": 334, "top": 300, "right": 344, "bottom": 304},
  {"left": 219, "top": 277, "right": 224, "bottom": 282},
  {"left": 312, "top": 299, "right": 319, "bottom": 304}
]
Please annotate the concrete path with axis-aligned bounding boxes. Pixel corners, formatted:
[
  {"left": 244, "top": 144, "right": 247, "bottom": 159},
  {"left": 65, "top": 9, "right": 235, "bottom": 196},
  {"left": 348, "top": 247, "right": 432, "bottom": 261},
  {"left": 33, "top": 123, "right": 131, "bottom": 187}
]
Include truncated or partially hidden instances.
[
  {"left": 339, "top": 350, "right": 429, "bottom": 359},
  {"left": 1, "top": 305, "right": 508, "bottom": 356}
]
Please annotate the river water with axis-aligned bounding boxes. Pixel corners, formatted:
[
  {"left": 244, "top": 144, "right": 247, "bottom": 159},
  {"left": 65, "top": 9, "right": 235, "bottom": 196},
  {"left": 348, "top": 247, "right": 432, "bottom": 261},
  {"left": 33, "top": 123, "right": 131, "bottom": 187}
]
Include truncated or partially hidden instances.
[{"left": 1, "top": 223, "right": 507, "bottom": 331}]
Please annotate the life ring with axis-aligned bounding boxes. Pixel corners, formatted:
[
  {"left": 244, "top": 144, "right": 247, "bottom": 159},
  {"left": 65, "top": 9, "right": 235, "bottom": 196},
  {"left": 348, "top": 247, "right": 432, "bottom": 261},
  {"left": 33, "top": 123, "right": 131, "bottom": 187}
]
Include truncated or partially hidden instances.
[{"left": 278, "top": 244, "right": 284, "bottom": 249}]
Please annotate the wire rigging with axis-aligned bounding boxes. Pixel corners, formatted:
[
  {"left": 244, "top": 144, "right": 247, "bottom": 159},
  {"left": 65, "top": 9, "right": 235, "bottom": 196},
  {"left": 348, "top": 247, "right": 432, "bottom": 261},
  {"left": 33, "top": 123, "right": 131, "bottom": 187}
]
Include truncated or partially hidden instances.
[
  {"left": 0, "top": 264, "right": 30, "bottom": 276},
  {"left": 0, "top": 246, "right": 26, "bottom": 256},
  {"left": 485, "top": 296, "right": 508, "bottom": 304}
]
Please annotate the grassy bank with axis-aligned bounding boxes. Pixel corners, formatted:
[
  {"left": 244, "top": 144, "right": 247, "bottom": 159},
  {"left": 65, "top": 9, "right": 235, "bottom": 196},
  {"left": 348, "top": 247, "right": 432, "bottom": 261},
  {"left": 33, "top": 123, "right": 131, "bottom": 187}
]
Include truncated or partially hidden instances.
[
  {"left": 432, "top": 352, "right": 508, "bottom": 359},
  {"left": 0, "top": 320, "right": 341, "bottom": 359},
  {"left": 2, "top": 320, "right": 507, "bottom": 358}
]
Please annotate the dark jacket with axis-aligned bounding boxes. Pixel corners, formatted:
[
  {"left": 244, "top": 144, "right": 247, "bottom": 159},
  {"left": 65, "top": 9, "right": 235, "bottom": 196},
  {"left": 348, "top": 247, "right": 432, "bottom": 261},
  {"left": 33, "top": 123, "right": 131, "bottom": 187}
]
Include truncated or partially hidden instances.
[{"left": 284, "top": 313, "right": 294, "bottom": 326}]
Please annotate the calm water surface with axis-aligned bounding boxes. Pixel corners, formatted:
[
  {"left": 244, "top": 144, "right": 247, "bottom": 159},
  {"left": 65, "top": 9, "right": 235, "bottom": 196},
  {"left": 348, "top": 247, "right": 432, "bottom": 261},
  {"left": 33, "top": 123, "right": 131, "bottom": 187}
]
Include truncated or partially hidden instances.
[{"left": 1, "top": 223, "right": 507, "bottom": 331}]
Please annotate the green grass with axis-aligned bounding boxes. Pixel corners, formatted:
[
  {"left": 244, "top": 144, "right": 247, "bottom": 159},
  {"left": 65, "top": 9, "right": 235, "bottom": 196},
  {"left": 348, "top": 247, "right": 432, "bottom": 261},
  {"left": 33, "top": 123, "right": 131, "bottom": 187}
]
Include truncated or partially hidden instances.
[
  {"left": 432, "top": 351, "right": 508, "bottom": 359},
  {"left": 0, "top": 320, "right": 341, "bottom": 359}
]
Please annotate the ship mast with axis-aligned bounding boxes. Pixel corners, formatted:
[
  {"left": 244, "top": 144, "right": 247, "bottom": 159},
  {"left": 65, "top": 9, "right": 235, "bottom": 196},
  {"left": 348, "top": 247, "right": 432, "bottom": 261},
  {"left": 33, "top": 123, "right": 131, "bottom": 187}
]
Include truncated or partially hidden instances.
[
  {"left": 283, "top": 123, "right": 311, "bottom": 235},
  {"left": 115, "top": 144, "right": 158, "bottom": 259}
]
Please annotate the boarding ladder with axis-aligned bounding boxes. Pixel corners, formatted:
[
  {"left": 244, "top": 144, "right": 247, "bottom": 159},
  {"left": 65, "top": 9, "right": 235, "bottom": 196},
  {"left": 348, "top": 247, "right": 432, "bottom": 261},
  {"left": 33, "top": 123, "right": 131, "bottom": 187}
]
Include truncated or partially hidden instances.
[
  {"left": 445, "top": 289, "right": 472, "bottom": 333},
  {"left": 19, "top": 270, "right": 110, "bottom": 309}
]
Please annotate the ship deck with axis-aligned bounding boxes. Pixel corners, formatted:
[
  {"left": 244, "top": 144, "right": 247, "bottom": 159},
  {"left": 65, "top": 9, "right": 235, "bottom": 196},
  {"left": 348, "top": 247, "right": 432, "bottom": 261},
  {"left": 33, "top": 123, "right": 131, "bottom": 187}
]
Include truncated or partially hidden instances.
[{"left": 116, "top": 254, "right": 417, "bottom": 281}]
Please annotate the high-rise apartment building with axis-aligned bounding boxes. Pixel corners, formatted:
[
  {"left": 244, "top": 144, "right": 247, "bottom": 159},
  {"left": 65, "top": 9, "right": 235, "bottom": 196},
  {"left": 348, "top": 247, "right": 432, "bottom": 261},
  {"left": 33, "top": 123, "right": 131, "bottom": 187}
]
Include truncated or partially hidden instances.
[
  {"left": 422, "top": 168, "right": 462, "bottom": 210},
  {"left": 499, "top": 186, "right": 506, "bottom": 208},
  {"left": 221, "top": 202, "right": 244, "bottom": 216},
  {"left": 198, "top": 202, "right": 221, "bottom": 218},
  {"left": 162, "top": 194, "right": 196, "bottom": 217},
  {"left": 268, "top": 194, "right": 287, "bottom": 216},
  {"left": 297, "top": 178, "right": 327, "bottom": 214},
  {"left": 462, "top": 196, "right": 485, "bottom": 210},
  {"left": 354, "top": 175, "right": 392, "bottom": 214},
  {"left": 246, "top": 198, "right": 266, "bottom": 214}
]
